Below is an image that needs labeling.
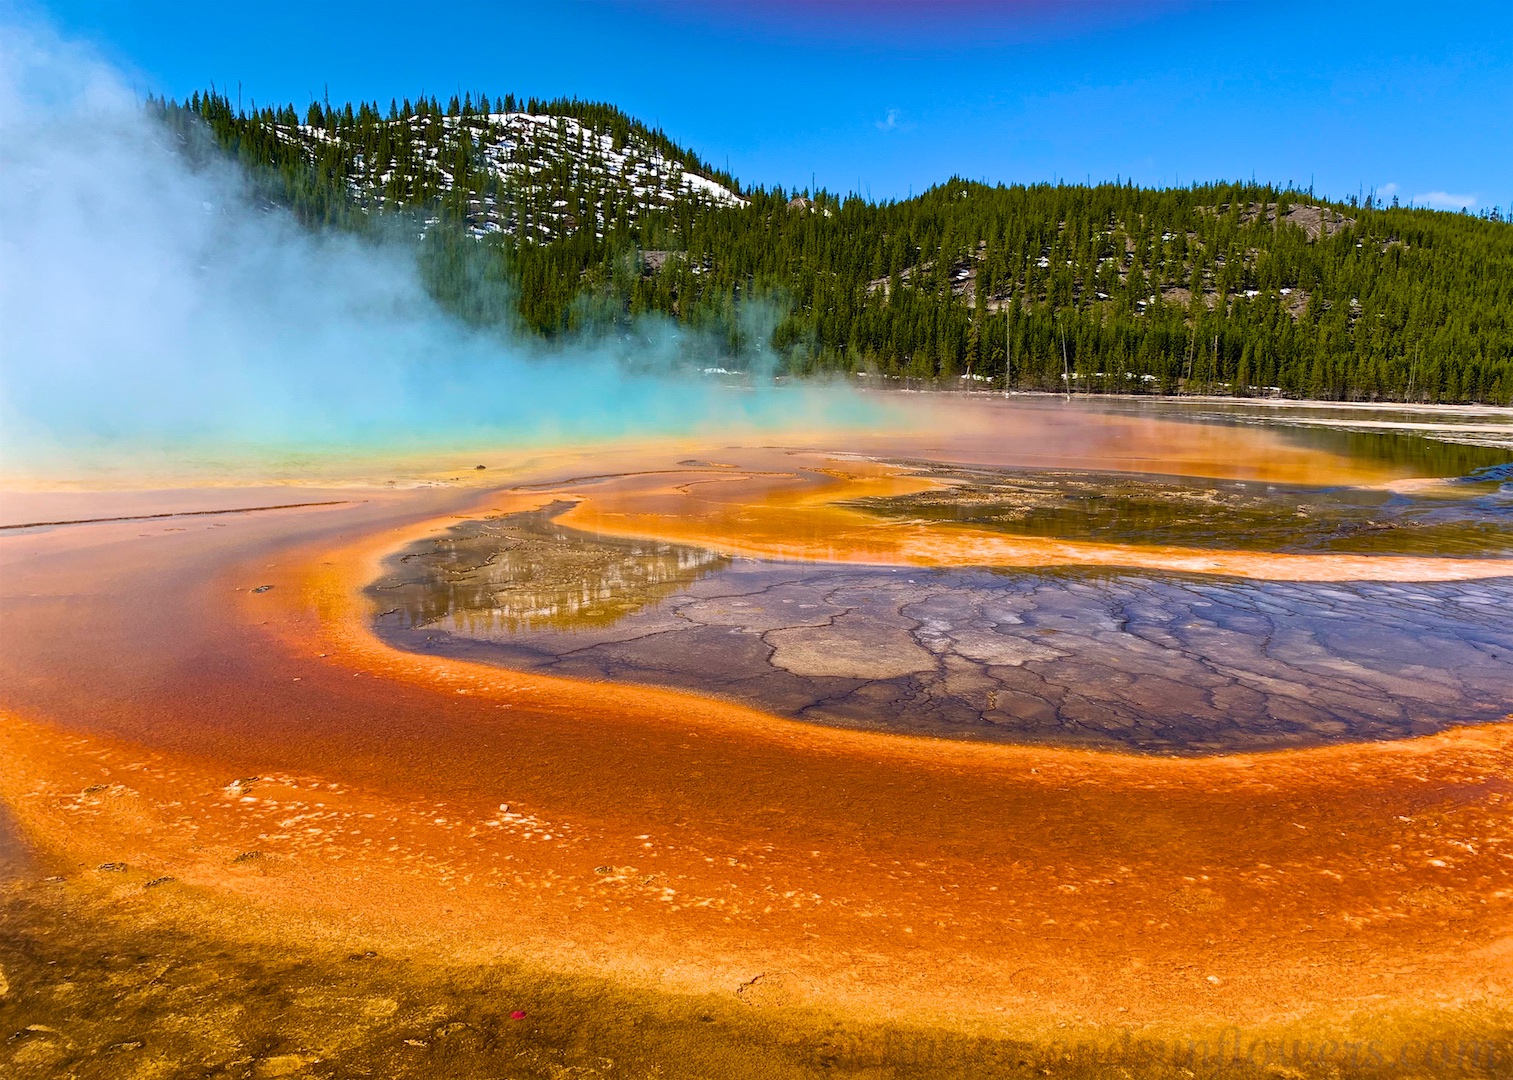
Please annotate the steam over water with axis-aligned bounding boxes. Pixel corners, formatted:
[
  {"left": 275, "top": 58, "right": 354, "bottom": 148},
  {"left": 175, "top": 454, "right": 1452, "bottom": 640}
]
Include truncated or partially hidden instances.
[{"left": 0, "top": 21, "right": 881, "bottom": 480}]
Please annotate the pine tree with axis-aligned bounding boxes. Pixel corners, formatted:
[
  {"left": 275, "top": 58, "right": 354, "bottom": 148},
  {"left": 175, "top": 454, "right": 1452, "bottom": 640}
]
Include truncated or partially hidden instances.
[{"left": 157, "top": 89, "right": 1513, "bottom": 404}]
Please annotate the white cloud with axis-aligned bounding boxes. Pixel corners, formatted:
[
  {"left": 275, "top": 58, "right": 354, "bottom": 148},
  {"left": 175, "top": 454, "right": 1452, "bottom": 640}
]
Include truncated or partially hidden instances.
[
  {"left": 876, "top": 108, "right": 900, "bottom": 131},
  {"left": 1413, "top": 190, "right": 1478, "bottom": 210},
  {"left": 1376, "top": 182, "right": 1399, "bottom": 199}
]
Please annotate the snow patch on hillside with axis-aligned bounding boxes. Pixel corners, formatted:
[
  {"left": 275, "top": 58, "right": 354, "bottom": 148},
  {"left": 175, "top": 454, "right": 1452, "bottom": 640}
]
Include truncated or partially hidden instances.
[{"left": 276, "top": 111, "right": 744, "bottom": 242}]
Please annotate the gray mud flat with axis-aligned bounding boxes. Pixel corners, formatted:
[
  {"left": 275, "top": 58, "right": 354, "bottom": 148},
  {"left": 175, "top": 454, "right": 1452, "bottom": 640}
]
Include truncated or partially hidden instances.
[{"left": 371, "top": 508, "right": 1513, "bottom": 756}]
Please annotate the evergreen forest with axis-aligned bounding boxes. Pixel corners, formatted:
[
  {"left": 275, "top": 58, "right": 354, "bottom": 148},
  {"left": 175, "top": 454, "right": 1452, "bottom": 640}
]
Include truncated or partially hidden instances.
[{"left": 156, "top": 90, "right": 1513, "bottom": 404}]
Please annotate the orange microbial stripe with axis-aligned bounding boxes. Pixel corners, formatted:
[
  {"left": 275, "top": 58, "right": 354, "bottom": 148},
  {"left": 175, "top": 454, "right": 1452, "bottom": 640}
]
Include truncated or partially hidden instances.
[{"left": 541, "top": 452, "right": 1513, "bottom": 582}]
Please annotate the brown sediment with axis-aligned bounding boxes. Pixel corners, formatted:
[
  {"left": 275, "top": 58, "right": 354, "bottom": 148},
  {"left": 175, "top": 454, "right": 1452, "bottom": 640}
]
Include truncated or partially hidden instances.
[
  {"left": 0, "top": 472, "right": 1510, "bottom": 1051},
  {"left": 3, "top": 883, "right": 1504, "bottom": 1080}
]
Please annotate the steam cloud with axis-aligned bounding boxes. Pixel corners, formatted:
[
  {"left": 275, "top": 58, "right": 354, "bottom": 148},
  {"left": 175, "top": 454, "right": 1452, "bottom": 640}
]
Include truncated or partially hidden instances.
[{"left": 0, "top": 21, "right": 881, "bottom": 480}]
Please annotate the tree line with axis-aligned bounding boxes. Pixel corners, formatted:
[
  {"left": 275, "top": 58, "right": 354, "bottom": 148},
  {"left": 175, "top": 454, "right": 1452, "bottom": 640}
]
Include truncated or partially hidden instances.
[{"left": 154, "top": 90, "right": 1513, "bottom": 404}]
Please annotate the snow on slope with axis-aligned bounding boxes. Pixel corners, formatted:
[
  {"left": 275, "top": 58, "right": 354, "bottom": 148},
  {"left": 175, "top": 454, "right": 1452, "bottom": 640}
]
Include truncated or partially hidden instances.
[{"left": 277, "top": 111, "right": 745, "bottom": 241}]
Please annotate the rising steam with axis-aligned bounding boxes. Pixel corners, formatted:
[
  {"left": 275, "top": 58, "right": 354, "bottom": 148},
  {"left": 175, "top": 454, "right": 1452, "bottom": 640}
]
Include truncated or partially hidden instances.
[{"left": 0, "top": 21, "right": 883, "bottom": 481}]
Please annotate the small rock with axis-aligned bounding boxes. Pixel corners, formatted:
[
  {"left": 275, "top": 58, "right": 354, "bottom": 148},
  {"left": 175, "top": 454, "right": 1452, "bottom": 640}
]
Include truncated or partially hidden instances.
[
  {"left": 510, "top": 1010, "right": 526, "bottom": 1020},
  {"left": 97, "top": 862, "right": 127, "bottom": 873},
  {"left": 232, "top": 850, "right": 263, "bottom": 863},
  {"left": 251, "top": 585, "right": 274, "bottom": 594},
  {"left": 107, "top": 1039, "right": 144, "bottom": 1052},
  {"left": 474, "top": 464, "right": 487, "bottom": 470},
  {"left": 255, "top": 1053, "right": 319, "bottom": 1076},
  {"left": 143, "top": 876, "right": 175, "bottom": 889}
]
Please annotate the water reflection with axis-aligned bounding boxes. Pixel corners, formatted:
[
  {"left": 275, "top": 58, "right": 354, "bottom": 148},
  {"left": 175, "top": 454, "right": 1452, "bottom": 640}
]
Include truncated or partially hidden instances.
[
  {"left": 1092, "top": 399, "right": 1513, "bottom": 476},
  {"left": 371, "top": 502, "right": 727, "bottom": 632}
]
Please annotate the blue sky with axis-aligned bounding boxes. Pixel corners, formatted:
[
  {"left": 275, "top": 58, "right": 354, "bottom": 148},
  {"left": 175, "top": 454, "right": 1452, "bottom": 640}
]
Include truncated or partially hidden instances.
[{"left": 20, "top": 0, "right": 1513, "bottom": 212}]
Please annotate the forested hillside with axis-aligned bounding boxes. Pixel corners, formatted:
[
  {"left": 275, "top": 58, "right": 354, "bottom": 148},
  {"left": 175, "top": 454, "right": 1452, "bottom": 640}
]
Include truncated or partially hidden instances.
[{"left": 158, "top": 90, "right": 1513, "bottom": 404}]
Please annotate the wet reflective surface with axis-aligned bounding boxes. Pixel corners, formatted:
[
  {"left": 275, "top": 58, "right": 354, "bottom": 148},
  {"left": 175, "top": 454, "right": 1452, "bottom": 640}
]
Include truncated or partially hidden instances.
[
  {"left": 377, "top": 501, "right": 727, "bottom": 632},
  {"left": 375, "top": 507, "right": 1513, "bottom": 754},
  {"left": 1129, "top": 401, "right": 1513, "bottom": 468}
]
